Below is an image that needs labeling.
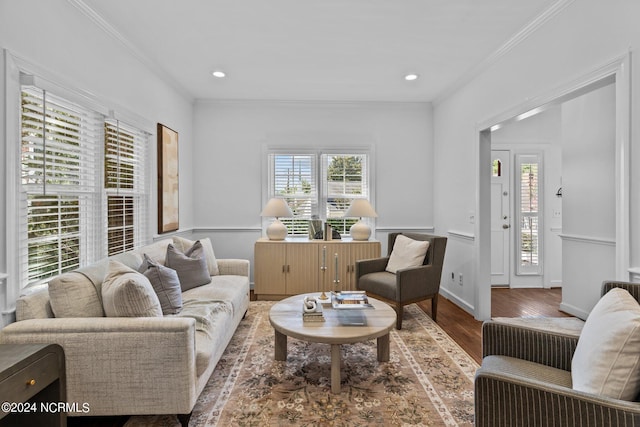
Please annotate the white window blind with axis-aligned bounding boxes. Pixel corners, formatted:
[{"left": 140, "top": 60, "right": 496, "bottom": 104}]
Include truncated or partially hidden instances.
[
  {"left": 322, "top": 153, "right": 369, "bottom": 235},
  {"left": 104, "top": 120, "right": 149, "bottom": 256},
  {"left": 267, "top": 153, "right": 317, "bottom": 236},
  {"left": 20, "top": 87, "right": 102, "bottom": 286},
  {"left": 516, "top": 154, "right": 542, "bottom": 275}
]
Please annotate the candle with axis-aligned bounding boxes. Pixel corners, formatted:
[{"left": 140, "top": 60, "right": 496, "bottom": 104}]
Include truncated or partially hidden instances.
[
  {"left": 322, "top": 246, "right": 326, "bottom": 268},
  {"left": 334, "top": 253, "right": 339, "bottom": 283}
]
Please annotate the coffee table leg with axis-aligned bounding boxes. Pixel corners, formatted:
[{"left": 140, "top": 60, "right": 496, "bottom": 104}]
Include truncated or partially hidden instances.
[
  {"left": 377, "top": 333, "right": 390, "bottom": 362},
  {"left": 331, "top": 344, "right": 341, "bottom": 394},
  {"left": 274, "top": 330, "right": 287, "bottom": 361}
]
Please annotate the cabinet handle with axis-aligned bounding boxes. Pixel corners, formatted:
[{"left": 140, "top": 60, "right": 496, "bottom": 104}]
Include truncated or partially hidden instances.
[
  {"left": 27, "top": 379, "right": 36, "bottom": 386},
  {"left": 287, "top": 265, "right": 290, "bottom": 273},
  {"left": 282, "top": 265, "right": 286, "bottom": 273}
]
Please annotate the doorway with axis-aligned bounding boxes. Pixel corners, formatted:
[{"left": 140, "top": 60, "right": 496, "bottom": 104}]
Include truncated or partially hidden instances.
[{"left": 474, "top": 56, "right": 630, "bottom": 321}]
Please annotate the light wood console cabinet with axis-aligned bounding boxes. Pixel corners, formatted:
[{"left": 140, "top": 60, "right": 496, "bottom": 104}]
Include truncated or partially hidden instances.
[{"left": 254, "top": 238, "right": 381, "bottom": 299}]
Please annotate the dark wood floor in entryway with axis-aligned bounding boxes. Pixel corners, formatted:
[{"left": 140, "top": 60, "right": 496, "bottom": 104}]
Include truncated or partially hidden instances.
[
  {"left": 417, "top": 287, "right": 570, "bottom": 364},
  {"left": 69, "top": 288, "right": 568, "bottom": 426}
]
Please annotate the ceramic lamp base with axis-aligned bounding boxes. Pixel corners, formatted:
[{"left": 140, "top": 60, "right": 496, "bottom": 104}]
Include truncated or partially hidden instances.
[
  {"left": 350, "top": 220, "right": 371, "bottom": 241},
  {"left": 266, "top": 219, "right": 288, "bottom": 240}
]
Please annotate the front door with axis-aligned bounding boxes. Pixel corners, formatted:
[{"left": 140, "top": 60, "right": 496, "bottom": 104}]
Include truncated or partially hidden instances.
[{"left": 491, "top": 150, "right": 511, "bottom": 286}]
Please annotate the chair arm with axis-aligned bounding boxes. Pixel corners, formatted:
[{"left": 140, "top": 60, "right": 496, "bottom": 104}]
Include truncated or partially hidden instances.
[
  {"left": 217, "top": 258, "right": 250, "bottom": 277},
  {"left": 475, "top": 366, "right": 640, "bottom": 427},
  {"left": 482, "top": 321, "right": 578, "bottom": 371},
  {"left": 396, "top": 264, "right": 440, "bottom": 301},
  {"left": 602, "top": 280, "right": 640, "bottom": 301},
  {"left": 0, "top": 317, "right": 197, "bottom": 416},
  {"left": 355, "top": 257, "right": 390, "bottom": 278}
]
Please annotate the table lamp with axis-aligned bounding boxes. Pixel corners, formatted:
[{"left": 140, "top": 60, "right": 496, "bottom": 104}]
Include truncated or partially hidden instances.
[
  {"left": 260, "top": 198, "right": 294, "bottom": 240},
  {"left": 345, "top": 199, "right": 378, "bottom": 241}
]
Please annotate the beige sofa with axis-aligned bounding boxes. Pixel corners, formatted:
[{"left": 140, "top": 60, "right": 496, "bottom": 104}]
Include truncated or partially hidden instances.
[{"left": 0, "top": 237, "right": 250, "bottom": 426}]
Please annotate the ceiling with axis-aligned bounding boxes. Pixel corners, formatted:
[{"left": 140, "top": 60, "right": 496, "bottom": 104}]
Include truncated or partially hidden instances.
[{"left": 81, "top": 0, "right": 558, "bottom": 103}]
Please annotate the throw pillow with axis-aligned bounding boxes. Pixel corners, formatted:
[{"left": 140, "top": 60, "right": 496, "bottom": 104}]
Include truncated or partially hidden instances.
[
  {"left": 140, "top": 254, "right": 183, "bottom": 315},
  {"left": 165, "top": 242, "right": 211, "bottom": 291},
  {"left": 172, "top": 236, "right": 219, "bottom": 276},
  {"left": 386, "top": 235, "right": 430, "bottom": 274},
  {"left": 571, "top": 287, "right": 640, "bottom": 400},
  {"left": 101, "top": 260, "right": 162, "bottom": 317}
]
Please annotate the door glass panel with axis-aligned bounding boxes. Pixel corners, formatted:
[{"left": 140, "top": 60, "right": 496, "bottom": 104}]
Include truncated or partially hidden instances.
[{"left": 516, "top": 154, "right": 542, "bottom": 275}]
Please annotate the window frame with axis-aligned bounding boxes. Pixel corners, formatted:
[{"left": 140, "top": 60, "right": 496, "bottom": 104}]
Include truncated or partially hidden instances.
[{"left": 264, "top": 146, "right": 375, "bottom": 238}]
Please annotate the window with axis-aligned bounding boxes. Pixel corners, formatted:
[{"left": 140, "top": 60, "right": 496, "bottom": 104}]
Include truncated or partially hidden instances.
[
  {"left": 19, "top": 85, "right": 150, "bottom": 287},
  {"left": 266, "top": 150, "right": 372, "bottom": 237},
  {"left": 515, "top": 153, "right": 542, "bottom": 275},
  {"left": 104, "top": 120, "right": 149, "bottom": 256}
]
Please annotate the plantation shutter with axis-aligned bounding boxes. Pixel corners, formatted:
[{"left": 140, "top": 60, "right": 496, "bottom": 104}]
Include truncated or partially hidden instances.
[
  {"left": 516, "top": 154, "right": 542, "bottom": 275},
  {"left": 104, "top": 120, "right": 150, "bottom": 256},
  {"left": 267, "top": 153, "right": 317, "bottom": 236},
  {"left": 322, "top": 153, "right": 370, "bottom": 235},
  {"left": 20, "top": 86, "right": 102, "bottom": 286}
]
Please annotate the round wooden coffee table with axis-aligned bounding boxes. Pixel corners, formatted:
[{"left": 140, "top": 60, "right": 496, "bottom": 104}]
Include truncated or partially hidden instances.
[{"left": 269, "top": 293, "right": 396, "bottom": 393}]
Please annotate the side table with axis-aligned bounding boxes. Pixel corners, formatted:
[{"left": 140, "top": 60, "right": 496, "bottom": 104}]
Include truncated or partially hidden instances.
[{"left": 0, "top": 343, "right": 66, "bottom": 427}]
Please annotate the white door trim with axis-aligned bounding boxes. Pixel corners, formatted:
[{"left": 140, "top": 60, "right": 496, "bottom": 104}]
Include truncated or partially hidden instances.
[{"left": 473, "top": 53, "right": 631, "bottom": 321}]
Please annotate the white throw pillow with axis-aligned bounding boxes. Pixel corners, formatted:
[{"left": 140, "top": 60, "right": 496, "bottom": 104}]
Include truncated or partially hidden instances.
[
  {"left": 385, "top": 235, "right": 430, "bottom": 274},
  {"left": 572, "top": 287, "right": 640, "bottom": 400},
  {"left": 102, "top": 260, "right": 163, "bottom": 317}
]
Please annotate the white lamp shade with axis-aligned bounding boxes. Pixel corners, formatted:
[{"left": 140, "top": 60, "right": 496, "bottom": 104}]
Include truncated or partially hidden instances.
[
  {"left": 260, "top": 198, "right": 293, "bottom": 218},
  {"left": 345, "top": 199, "right": 377, "bottom": 218}
]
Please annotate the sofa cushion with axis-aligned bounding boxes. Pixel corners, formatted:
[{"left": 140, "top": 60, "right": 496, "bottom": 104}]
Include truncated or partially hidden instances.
[
  {"left": 572, "top": 288, "right": 640, "bottom": 400},
  {"left": 386, "top": 235, "right": 429, "bottom": 273},
  {"left": 173, "top": 236, "right": 219, "bottom": 276},
  {"left": 16, "top": 285, "right": 54, "bottom": 321},
  {"left": 140, "top": 254, "right": 183, "bottom": 315},
  {"left": 102, "top": 260, "right": 163, "bottom": 317},
  {"left": 182, "top": 275, "right": 249, "bottom": 317},
  {"left": 165, "top": 242, "right": 211, "bottom": 291},
  {"left": 49, "top": 271, "right": 106, "bottom": 318}
]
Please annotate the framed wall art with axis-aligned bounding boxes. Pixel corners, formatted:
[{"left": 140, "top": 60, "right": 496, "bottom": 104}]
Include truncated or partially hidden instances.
[{"left": 157, "top": 123, "right": 179, "bottom": 233}]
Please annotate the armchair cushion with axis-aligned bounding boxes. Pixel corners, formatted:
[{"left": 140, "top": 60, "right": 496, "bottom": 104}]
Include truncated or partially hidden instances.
[
  {"left": 385, "top": 235, "right": 429, "bottom": 273},
  {"left": 572, "top": 288, "right": 640, "bottom": 400}
]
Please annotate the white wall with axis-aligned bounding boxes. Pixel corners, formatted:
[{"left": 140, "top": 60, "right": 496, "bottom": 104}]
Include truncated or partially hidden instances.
[
  {"left": 0, "top": 0, "right": 195, "bottom": 319},
  {"left": 192, "top": 100, "right": 434, "bottom": 280},
  {"left": 560, "top": 83, "right": 616, "bottom": 317},
  {"left": 434, "top": 0, "right": 640, "bottom": 317}
]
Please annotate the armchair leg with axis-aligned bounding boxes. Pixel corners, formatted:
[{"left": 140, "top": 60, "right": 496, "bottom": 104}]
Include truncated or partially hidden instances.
[
  {"left": 177, "top": 412, "right": 192, "bottom": 427},
  {"left": 431, "top": 294, "right": 438, "bottom": 322},
  {"left": 395, "top": 303, "right": 403, "bottom": 330}
]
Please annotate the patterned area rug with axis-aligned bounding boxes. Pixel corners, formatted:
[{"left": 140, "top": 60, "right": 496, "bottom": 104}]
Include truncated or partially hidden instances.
[{"left": 126, "top": 301, "right": 478, "bottom": 426}]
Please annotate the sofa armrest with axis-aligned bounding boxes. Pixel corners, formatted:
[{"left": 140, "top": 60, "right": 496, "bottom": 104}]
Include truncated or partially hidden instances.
[
  {"left": 475, "top": 365, "right": 640, "bottom": 426},
  {"left": 217, "top": 258, "right": 250, "bottom": 277},
  {"left": 482, "top": 320, "right": 578, "bottom": 371},
  {"left": 0, "top": 317, "right": 198, "bottom": 416},
  {"left": 355, "top": 257, "right": 389, "bottom": 278}
]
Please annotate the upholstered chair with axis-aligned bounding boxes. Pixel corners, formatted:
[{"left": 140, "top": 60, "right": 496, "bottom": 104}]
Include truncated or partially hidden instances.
[
  {"left": 475, "top": 281, "right": 640, "bottom": 426},
  {"left": 355, "top": 232, "right": 447, "bottom": 329}
]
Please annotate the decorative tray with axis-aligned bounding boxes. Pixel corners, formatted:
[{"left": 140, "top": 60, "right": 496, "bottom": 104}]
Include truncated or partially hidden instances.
[{"left": 331, "top": 291, "right": 374, "bottom": 309}]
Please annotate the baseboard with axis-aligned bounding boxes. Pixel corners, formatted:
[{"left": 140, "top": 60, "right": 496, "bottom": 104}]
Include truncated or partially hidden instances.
[
  {"left": 559, "top": 302, "right": 588, "bottom": 320},
  {"left": 439, "top": 288, "right": 475, "bottom": 317}
]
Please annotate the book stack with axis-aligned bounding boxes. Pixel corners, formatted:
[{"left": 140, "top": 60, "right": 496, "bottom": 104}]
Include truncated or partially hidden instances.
[{"left": 302, "top": 298, "right": 325, "bottom": 322}]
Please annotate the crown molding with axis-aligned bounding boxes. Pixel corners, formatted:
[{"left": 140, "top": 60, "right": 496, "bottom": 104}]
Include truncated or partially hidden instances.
[
  {"left": 67, "top": 0, "right": 194, "bottom": 102},
  {"left": 433, "top": 0, "right": 577, "bottom": 106}
]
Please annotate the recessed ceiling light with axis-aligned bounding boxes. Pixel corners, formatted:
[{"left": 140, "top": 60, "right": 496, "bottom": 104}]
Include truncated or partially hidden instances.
[
  {"left": 404, "top": 73, "right": 419, "bottom": 81},
  {"left": 211, "top": 70, "right": 226, "bottom": 78}
]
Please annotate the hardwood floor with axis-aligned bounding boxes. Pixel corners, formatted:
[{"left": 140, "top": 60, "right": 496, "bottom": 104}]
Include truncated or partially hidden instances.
[{"left": 417, "top": 287, "right": 569, "bottom": 364}]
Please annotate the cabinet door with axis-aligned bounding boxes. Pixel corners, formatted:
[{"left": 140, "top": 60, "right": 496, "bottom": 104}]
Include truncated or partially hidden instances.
[
  {"left": 285, "top": 244, "right": 319, "bottom": 294},
  {"left": 322, "top": 244, "right": 351, "bottom": 292},
  {"left": 254, "top": 242, "right": 286, "bottom": 295}
]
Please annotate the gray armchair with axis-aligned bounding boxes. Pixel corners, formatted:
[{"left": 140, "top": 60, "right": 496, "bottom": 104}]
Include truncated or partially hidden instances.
[
  {"left": 355, "top": 232, "right": 447, "bottom": 329},
  {"left": 474, "top": 280, "right": 640, "bottom": 427}
]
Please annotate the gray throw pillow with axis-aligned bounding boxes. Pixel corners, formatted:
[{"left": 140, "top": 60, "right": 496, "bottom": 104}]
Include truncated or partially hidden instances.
[
  {"left": 140, "top": 254, "right": 183, "bottom": 315},
  {"left": 165, "top": 242, "right": 211, "bottom": 291}
]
